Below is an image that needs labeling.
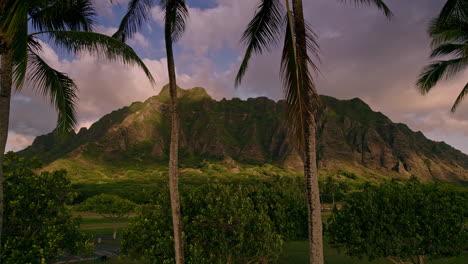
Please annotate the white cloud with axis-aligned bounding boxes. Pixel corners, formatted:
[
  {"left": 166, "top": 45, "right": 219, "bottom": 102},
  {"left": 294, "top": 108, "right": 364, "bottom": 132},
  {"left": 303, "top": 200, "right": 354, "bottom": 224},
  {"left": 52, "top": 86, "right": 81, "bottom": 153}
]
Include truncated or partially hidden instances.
[
  {"left": 5, "top": 132, "right": 35, "bottom": 152},
  {"left": 92, "top": 0, "right": 129, "bottom": 17}
]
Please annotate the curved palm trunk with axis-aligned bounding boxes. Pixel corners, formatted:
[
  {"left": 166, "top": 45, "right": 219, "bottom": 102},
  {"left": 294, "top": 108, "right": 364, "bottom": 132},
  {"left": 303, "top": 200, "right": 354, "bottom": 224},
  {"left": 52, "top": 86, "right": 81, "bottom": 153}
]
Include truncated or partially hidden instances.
[
  {"left": 291, "top": 0, "right": 324, "bottom": 263},
  {"left": 164, "top": 8, "right": 185, "bottom": 264},
  {"left": 0, "top": 47, "right": 12, "bottom": 261}
]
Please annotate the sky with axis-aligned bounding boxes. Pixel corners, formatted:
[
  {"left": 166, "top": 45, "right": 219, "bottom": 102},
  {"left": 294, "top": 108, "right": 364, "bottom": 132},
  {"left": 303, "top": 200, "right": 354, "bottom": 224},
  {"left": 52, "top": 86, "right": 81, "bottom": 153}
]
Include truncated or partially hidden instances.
[{"left": 5, "top": 0, "right": 468, "bottom": 155}]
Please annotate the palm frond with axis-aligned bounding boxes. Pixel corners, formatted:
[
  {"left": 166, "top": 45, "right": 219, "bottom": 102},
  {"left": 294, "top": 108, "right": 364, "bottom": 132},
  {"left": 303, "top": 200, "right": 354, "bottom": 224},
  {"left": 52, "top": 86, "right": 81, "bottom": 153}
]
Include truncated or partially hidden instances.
[
  {"left": 159, "top": 0, "right": 189, "bottom": 42},
  {"left": 417, "top": 58, "right": 467, "bottom": 94},
  {"left": 430, "top": 43, "right": 466, "bottom": 58},
  {"left": 429, "top": 16, "right": 468, "bottom": 45},
  {"left": 28, "top": 49, "right": 77, "bottom": 134},
  {"left": 304, "top": 21, "right": 320, "bottom": 74},
  {"left": 10, "top": 11, "right": 29, "bottom": 89},
  {"left": 47, "top": 30, "right": 155, "bottom": 85},
  {"left": 29, "top": 0, "right": 95, "bottom": 32},
  {"left": 1, "top": 0, "right": 30, "bottom": 43},
  {"left": 451, "top": 82, "right": 468, "bottom": 112},
  {"left": 280, "top": 19, "right": 320, "bottom": 147},
  {"left": 235, "top": 0, "right": 284, "bottom": 86},
  {"left": 341, "top": 0, "right": 393, "bottom": 18},
  {"left": 438, "top": 0, "right": 468, "bottom": 24},
  {"left": 113, "top": 0, "right": 154, "bottom": 42}
]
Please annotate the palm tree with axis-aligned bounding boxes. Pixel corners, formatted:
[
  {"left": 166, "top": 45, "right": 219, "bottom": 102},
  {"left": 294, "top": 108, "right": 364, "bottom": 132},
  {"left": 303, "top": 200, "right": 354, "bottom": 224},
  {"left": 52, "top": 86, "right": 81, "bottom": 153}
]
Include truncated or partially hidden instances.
[
  {"left": 113, "top": 1, "right": 188, "bottom": 263},
  {"left": 235, "top": 0, "right": 391, "bottom": 263},
  {"left": 417, "top": 0, "right": 468, "bottom": 112},
  {"left": 0, "top": 0, "right": 154, "bottom": 257}
]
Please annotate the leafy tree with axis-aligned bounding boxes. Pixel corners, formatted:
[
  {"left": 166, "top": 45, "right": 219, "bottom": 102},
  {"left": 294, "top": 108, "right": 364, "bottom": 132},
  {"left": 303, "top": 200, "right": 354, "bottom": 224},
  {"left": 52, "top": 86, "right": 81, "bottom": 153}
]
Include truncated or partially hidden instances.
[
  {"left": 327, "top": 179, "right": 467, "bottom": 264},
  {"left": 79, "top": 194, "right": 137, "bottom": 239},
  {"left": 320, "top": 176, "right": 350, "bottom": 206},
  {"left": 0, "top": 0, "right": 155, "bottom": 255},
  {"left": 114, "top": 1, "right": 189, "bottom": 262},
  {"left": 417, "top": 0, "right": 468, "bottom": 112},
  {"left": 2, "top": 152, "right": 93, "bottom": 264},
  {"left": 235, "top": 0, "right": 391, "bottom": 263},
  {"left": 122, "top": 183, "right": 283, "bottom": 264}
]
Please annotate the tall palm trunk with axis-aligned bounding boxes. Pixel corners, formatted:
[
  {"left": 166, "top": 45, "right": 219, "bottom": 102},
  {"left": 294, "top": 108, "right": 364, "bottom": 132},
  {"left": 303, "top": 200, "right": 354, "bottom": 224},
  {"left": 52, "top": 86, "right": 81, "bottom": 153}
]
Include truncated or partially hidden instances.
[
  {"left": 164, "top": 7, "right": 184, "bottom": 264},
  {"left": 303, "top": 120, "right": 323, "bottom": 264},
  {"left": 292, "top": 0, "right": 324, "bottom": 263},
  {"left": 0, "top": 47, "right": 12, "bottom": 261}
]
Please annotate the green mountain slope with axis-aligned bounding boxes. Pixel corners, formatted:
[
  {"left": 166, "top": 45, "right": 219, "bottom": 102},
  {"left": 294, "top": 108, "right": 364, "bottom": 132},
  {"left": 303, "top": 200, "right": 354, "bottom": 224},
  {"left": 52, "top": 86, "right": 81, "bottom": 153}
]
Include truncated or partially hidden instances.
[{"left": 19, "top": 86, "right": 468, "bottom": 183}]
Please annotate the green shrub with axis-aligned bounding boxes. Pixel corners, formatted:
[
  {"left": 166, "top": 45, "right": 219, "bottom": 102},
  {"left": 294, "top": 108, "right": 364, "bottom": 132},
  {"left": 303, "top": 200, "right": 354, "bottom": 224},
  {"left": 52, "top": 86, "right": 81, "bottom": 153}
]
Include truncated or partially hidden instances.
[
  {"left": 2, "top": 153, "right": 92, "bottom": 264},
  {"left": 122, "top": 182, "right": 287, "bottom": 263}
]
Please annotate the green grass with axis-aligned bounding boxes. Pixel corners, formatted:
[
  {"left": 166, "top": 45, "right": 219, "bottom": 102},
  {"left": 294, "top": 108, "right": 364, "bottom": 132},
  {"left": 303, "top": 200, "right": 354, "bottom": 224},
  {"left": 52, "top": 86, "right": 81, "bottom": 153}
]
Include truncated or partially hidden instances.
[
  {"left": 279, "top": 241, "right": 468, "bottom": 264},
  {"left": 279, "top": 241, "right": 392, "bottom": 264}
]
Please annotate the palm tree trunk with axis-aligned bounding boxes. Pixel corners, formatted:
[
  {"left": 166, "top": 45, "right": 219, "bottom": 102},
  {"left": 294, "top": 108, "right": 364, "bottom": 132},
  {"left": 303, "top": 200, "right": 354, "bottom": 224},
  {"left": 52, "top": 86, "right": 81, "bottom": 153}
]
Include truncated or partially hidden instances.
[
  {"left": 292, "top": 0, "right": 324, "bottom": 263},
  {"left": 303, "top": 120, "right": 324, "bottom": 264},
  {"left": 164, "top": 6, "right": 184, "bottom": 264},
  {"left": 0, "top": 47, "right": 12, "bottom": 261}
]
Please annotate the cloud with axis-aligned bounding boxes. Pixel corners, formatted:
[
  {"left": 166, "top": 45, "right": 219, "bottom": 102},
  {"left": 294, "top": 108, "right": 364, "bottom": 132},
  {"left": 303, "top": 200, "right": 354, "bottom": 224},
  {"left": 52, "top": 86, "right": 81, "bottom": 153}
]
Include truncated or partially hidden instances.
[
  {"left": 5, "top": 132, "right": 35, "bottom": 152},
  {"left": 92, "top": 0, "right": 129, "bottom": 18},
  {"left": 6, "top": 0, "right": 468, "bottom": 156}
]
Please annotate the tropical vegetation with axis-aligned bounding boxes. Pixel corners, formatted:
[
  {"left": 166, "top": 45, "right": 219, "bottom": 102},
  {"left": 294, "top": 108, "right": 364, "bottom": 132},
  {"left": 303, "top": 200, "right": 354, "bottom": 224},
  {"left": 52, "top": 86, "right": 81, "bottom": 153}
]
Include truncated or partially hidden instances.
[
  {"left": 327, "top": 179, "right": 467, "bottom": 264},
  {"left": 2, "top": 152, "right": 92, "bottom": 263},
  {"left": 417, "top": 0, "right": 468, "bottom": 111},
  {"left": 0, "top": 1, "right": 154, "bottom": 258},
  {"left": 78, "top": 194, "right": 136, "bottom": 240}
]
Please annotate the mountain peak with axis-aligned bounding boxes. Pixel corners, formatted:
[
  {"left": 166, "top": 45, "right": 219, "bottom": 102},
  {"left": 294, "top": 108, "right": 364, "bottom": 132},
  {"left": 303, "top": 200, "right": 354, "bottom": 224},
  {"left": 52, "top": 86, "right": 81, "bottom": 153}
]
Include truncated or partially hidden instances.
[
  {"left": 18, "top": 91, "right": 468, "bottom": 183},
  {"left": 157, "top": 85, "right": 211, "bottom": 101}
]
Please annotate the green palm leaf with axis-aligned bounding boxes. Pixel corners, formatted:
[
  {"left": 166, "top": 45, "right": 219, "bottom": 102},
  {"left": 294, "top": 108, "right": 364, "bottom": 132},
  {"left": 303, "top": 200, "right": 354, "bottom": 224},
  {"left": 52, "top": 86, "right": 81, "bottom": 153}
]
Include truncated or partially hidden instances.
[
  {"left": 29, "top": 0, "right": 95, "bottom": 32},
  {"left": 113, "top": 0, "right": 154, "bottom": 42},
  {"left": 281, "top": 16, "right": 320, "bottom": 147},
  {"left": 28, "top": 49, "right": 78, "bottom": 134},
  {"left": 160, "top": 0, "right": 189, "bottom": 42},
  {"left": 430, "top": 43, "right": 466, "bottom": 58},
  {"left": 417, "top": 58, "right": 467, "bottom": 94},
  {"left": 437, "top": 0, "right": 468, "bottom": 23},
  {"left": 429, "top": 17, "right": 468, "bottom": 47},
  {"left": 452, "top": 83, "right": 468, "bottom": 112},
  {"left": 47, "top": 30, "right": 155, "bottom": 85},
  {"left": 10, "top": 12, "right": 29, "bottom": 89},
  {"left": 114, "top": 0, "right": 188, "bottom": 43},
  {"left": 235, "top": 0, "right": 283, "bottom": 86}
]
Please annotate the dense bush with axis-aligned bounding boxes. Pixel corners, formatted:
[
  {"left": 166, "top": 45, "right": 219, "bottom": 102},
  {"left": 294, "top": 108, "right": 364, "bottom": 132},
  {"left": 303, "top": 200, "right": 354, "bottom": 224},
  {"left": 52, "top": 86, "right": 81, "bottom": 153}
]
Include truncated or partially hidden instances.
[
  {"left": 122, "top": 177, "right": 307, "bottom": 263},
  {"left": 2, "top": 153, "right": 92, "bottom": 264},
  {"left": 327, "top": 179, "right": 467, "bottom": 264}
]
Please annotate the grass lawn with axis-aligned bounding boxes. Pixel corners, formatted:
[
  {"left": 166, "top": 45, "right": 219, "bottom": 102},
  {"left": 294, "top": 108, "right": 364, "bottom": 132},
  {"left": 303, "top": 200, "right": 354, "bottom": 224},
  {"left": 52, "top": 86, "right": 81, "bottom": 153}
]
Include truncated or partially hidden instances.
[{"left": 279, "top": 241, "right": 468, "bottom": 264}]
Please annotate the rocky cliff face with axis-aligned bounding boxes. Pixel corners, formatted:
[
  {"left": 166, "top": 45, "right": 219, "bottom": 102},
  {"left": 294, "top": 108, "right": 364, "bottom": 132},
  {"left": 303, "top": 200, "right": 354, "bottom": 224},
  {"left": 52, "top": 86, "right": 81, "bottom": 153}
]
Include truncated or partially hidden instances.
[{"left": 19, "top": 86, "right": 468, "bottom": 182}]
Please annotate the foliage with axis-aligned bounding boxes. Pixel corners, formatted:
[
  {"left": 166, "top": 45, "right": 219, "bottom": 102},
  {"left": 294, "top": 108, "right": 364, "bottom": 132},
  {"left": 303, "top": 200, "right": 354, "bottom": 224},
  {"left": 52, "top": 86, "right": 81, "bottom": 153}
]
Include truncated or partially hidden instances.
[
  {"left": 79, "top": 194, "right": 136, "bottom": 239},
  {"left": 417, "top": 0, "right": 468, "bottom": 112},
  {"left": 0, "top": 0, "right": 154, "bottom": 134},
  {"left": 79, "top": 194, "right": 136, "bottom": 219},
  {"left": 327, "top": 179, "right": 467, "bottom": 264},
  {"left": 121, "top": 181, "right": 305, "bottom": 263},
  {"left": 320, "top": 175, "right": 350, "bottom": 205},
  {"left": 1, "top": 152, "right": 92, "bottom": 263}
]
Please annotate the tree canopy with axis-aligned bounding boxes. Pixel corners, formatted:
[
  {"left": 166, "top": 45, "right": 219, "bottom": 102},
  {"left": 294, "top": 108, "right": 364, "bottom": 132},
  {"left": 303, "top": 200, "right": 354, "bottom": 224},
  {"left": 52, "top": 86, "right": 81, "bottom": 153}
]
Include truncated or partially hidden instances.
[
  {"left": 2, "top": 152, "right": 92, "bottom": 263},
  {"left": 327, "top": 179, "right": 467, "bottom": 264}
]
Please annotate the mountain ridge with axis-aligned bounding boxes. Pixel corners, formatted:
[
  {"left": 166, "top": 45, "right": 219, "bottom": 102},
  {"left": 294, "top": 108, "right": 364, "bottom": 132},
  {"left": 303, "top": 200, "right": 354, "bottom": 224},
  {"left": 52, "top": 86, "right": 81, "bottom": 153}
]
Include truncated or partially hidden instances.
[{"left": 19, "top": 86, "right": 468, "bottom": 183}]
